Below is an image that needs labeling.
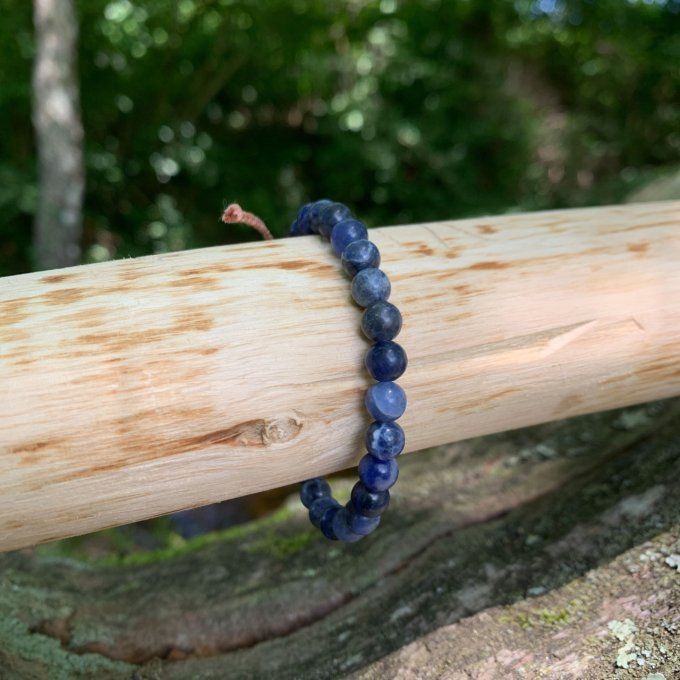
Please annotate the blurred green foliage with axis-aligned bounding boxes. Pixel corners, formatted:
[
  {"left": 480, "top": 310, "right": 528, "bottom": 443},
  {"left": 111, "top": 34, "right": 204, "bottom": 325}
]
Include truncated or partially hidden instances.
[{"left": 0, "top": 0, "right": 678, "bottom": 276}]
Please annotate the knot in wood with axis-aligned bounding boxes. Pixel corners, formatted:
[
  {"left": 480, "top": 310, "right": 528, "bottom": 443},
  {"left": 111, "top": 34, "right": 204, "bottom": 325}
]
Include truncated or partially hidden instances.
[{"left": 261, "top": 415, "right": 303, "bottom": 446}]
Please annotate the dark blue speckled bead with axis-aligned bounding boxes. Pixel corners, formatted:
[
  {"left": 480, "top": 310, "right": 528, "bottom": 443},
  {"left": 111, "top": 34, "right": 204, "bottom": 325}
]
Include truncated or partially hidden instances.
[
  {"left": 365, "top": 340, "right": 408, "bottom": 382},
  {"left": 361, "top": 301, "right": 402, "bottom": 342},
  {"left": 351, "top": 481, "right": 390, "bottom": 517},
  {"left": 365, "top": 381, "right": 407, "bottom": 422},
  {"left": 300, "top": 478, "right": 331, "bottom": 508},
  {"left": 319, "top": 502, "right": 342, "bottom": 540},
  {"left": 292, "top": 202, "right": 315, "bottom": 236},
  {"left": 346, "top": 506, "right": 381, "bottom": 535},
  {"left": 341, "top": 239, "right": 381, "bottom": 277},
  {"left": 358, "top": 454, "right": 399, "bottom": 492},
  {"left": 330, "top": 218, "right": 368, "bottom": 258},
  {"left": 331, "top": 507, "right": 363, "bottom": 543},
  {"left": 365, "top": 421, "right": 405, "bottom": 460},
  {"left": 351, "top": 268, "right": 391, "bottom": 307},
  {"left": 319, "top": 202, "right": 352, "bottom": 239},
  {"left": 308, "top": 199, "right": 333, "bottom": 234},
  {"left": 309, "top": 496, "right": 338, "bottom": 528}
]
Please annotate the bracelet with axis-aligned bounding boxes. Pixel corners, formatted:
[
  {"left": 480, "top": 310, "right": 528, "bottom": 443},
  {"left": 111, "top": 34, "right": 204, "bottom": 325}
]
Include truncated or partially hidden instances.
[{"left": 289, "top": 200, "right": 407, "bottom": 542}]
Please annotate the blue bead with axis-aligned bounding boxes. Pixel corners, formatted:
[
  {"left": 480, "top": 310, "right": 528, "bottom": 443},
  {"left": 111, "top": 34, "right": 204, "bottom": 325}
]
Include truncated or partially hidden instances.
[
  {"left": 331, "top": 507, "right": 364, "bottom": 543},
  {"left": 308, "top": 199, "right": 332, "bottom": 234},
  {"left": 365, "top": 421, "right": 405, "bottom": 460},
  {"left": 293, "top": 202, "right": 315, "bottom": 235},
  {"left": 319, "top": 503, "right": 341, "bottom": 540},
  {"left": 341, "top": 239, "right": 381, "bottom": 277},
  {"left": 365, "top": 381, "right": 407, "bottom": 422},
  {"left": 300, "top": 478, "right": 331, "bottom": 508},
  {"left": 330, "top": 218, "right": 368, "bottom": 258},
  {"left": 309, "top": 496, "right": 338, "bottom": 528},
  {"left": 351, "top": 481, "right": 390, "bottom": 517},
  {"left": 351, "top": 268, "right": 391, "bottom": 307},
  {"left": 358, "top": 454, "right": 399, "bottom": 492},
  {"left": 346, "top": 506, "right": 381, "bottom": 535},
  {"left": 361, "top": 301, "right": 402, "bottom": 341},
  {"left": 365, "top": 341, "right": 408, "bottom": 382},
  {"left": 297, "top": 202, "right": 313, "bottom": 219},
  {"left": 319, "top": 202, "right": 352, "bottom": 239}
]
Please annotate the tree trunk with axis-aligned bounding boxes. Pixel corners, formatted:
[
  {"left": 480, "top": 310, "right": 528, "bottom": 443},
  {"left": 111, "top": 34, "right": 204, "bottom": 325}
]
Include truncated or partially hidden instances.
[
  {"left": 0, "top": 398, "right": 678, "bottom": 678},
  {"left": 32, "top": 0, "right": 84, "bottom": 271}
]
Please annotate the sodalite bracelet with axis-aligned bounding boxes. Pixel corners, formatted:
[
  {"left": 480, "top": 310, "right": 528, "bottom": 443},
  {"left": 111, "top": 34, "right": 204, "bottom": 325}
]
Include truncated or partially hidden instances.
[{"left": 289, "top": 200, "right": 407, "bottom": 542}]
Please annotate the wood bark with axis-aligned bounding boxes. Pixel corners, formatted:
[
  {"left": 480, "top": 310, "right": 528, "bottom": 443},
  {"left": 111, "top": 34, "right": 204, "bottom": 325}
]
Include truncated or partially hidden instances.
[
  {"left": 0, "top": 398, "right": 678, "bottom": 678},
  {"left": 0, "top": 202, "right": 679, "bottom": 551},
  {"left": 32, "top": 0, "right": 85, "bottom": 270}
]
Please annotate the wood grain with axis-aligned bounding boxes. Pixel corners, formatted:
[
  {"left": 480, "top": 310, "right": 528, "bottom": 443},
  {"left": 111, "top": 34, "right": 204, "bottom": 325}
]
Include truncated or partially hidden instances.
[{"left": 0, "top": 201, "right": 678, "bottom": 551}]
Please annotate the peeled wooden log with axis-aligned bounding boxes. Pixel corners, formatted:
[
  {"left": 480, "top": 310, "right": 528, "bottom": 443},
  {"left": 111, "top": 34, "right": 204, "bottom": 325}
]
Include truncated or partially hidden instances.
[{"left": 0, "top": 201, "right": 679, "bottom": 551}]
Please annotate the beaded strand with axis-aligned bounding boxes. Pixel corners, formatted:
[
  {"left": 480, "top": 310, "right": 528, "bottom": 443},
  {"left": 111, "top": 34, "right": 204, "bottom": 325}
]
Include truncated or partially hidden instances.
[{"left": 289, "top": 200, "right": 407, "bottom": 542}]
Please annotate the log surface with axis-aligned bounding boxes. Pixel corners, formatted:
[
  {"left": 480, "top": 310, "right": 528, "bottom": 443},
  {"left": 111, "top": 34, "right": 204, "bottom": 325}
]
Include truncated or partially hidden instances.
[
  {"left": 0, "top": 201, "right": 679, "bottom": 551},
  {"left": 0, "top": 399, "right": 678, "bottom": 678}
]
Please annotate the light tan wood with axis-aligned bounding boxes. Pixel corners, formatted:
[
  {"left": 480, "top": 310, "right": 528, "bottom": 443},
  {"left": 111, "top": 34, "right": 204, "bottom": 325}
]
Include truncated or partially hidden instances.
[{"left": 0, "top": 202, "right": 678, "bottom": 551}]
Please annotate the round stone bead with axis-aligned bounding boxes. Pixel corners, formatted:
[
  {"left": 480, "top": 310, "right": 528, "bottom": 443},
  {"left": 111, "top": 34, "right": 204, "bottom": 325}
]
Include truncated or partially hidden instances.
[
  {"left": 319, "top": 202, "right": 352, "bottom": 239},
  {"left": 309, "top": 496, "right": 338, "bottom": 528},
  {"left": 358, "top": 454, "right": 399, "bottom": 492},
  {"left": 346, "top": 507, "right": 381, "bottom": 535},
  {"left": 292, "top": 202, "right": 314, "bottom": 235},
  {"left": 351, "top": 481, "right": 390, "bottom": 517},
  {"left": 330, "top": 218, "right": 368, "bottom": 258},
  {"left": 319, "top": 503, "right": 342, "bottom": 540},
  {"left": 300, "top": 478, "right": 331, "bottom": 508},
  {"left": 341, "top": 239, "right": 381, "bottom": 277},
  {"left": 365, "top": 381, "right": 407, "bottom": 422},
  {"left": 365, "top": 340, "right": 408, "bottom": 382},
  {"left": 361, "top": 301, "right": 402, "bottom": 342},
  {"left": 308, "top": 199, "right": 332, "bottom": 234},
  {"left": 365, "top": 421, "right": 405, "bottom": 460},
  {"left": 331, "top": 507, "right": 363, "bottom": 543},
  {"left": 351, "top": 268, "right": 391, "bottom": 307}
]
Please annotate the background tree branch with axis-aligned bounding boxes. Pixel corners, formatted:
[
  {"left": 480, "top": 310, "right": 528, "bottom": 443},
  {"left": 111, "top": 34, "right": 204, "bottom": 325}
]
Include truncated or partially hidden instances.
[{"left": 32, "top": 0, "right": 84, "bottom": 270}]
